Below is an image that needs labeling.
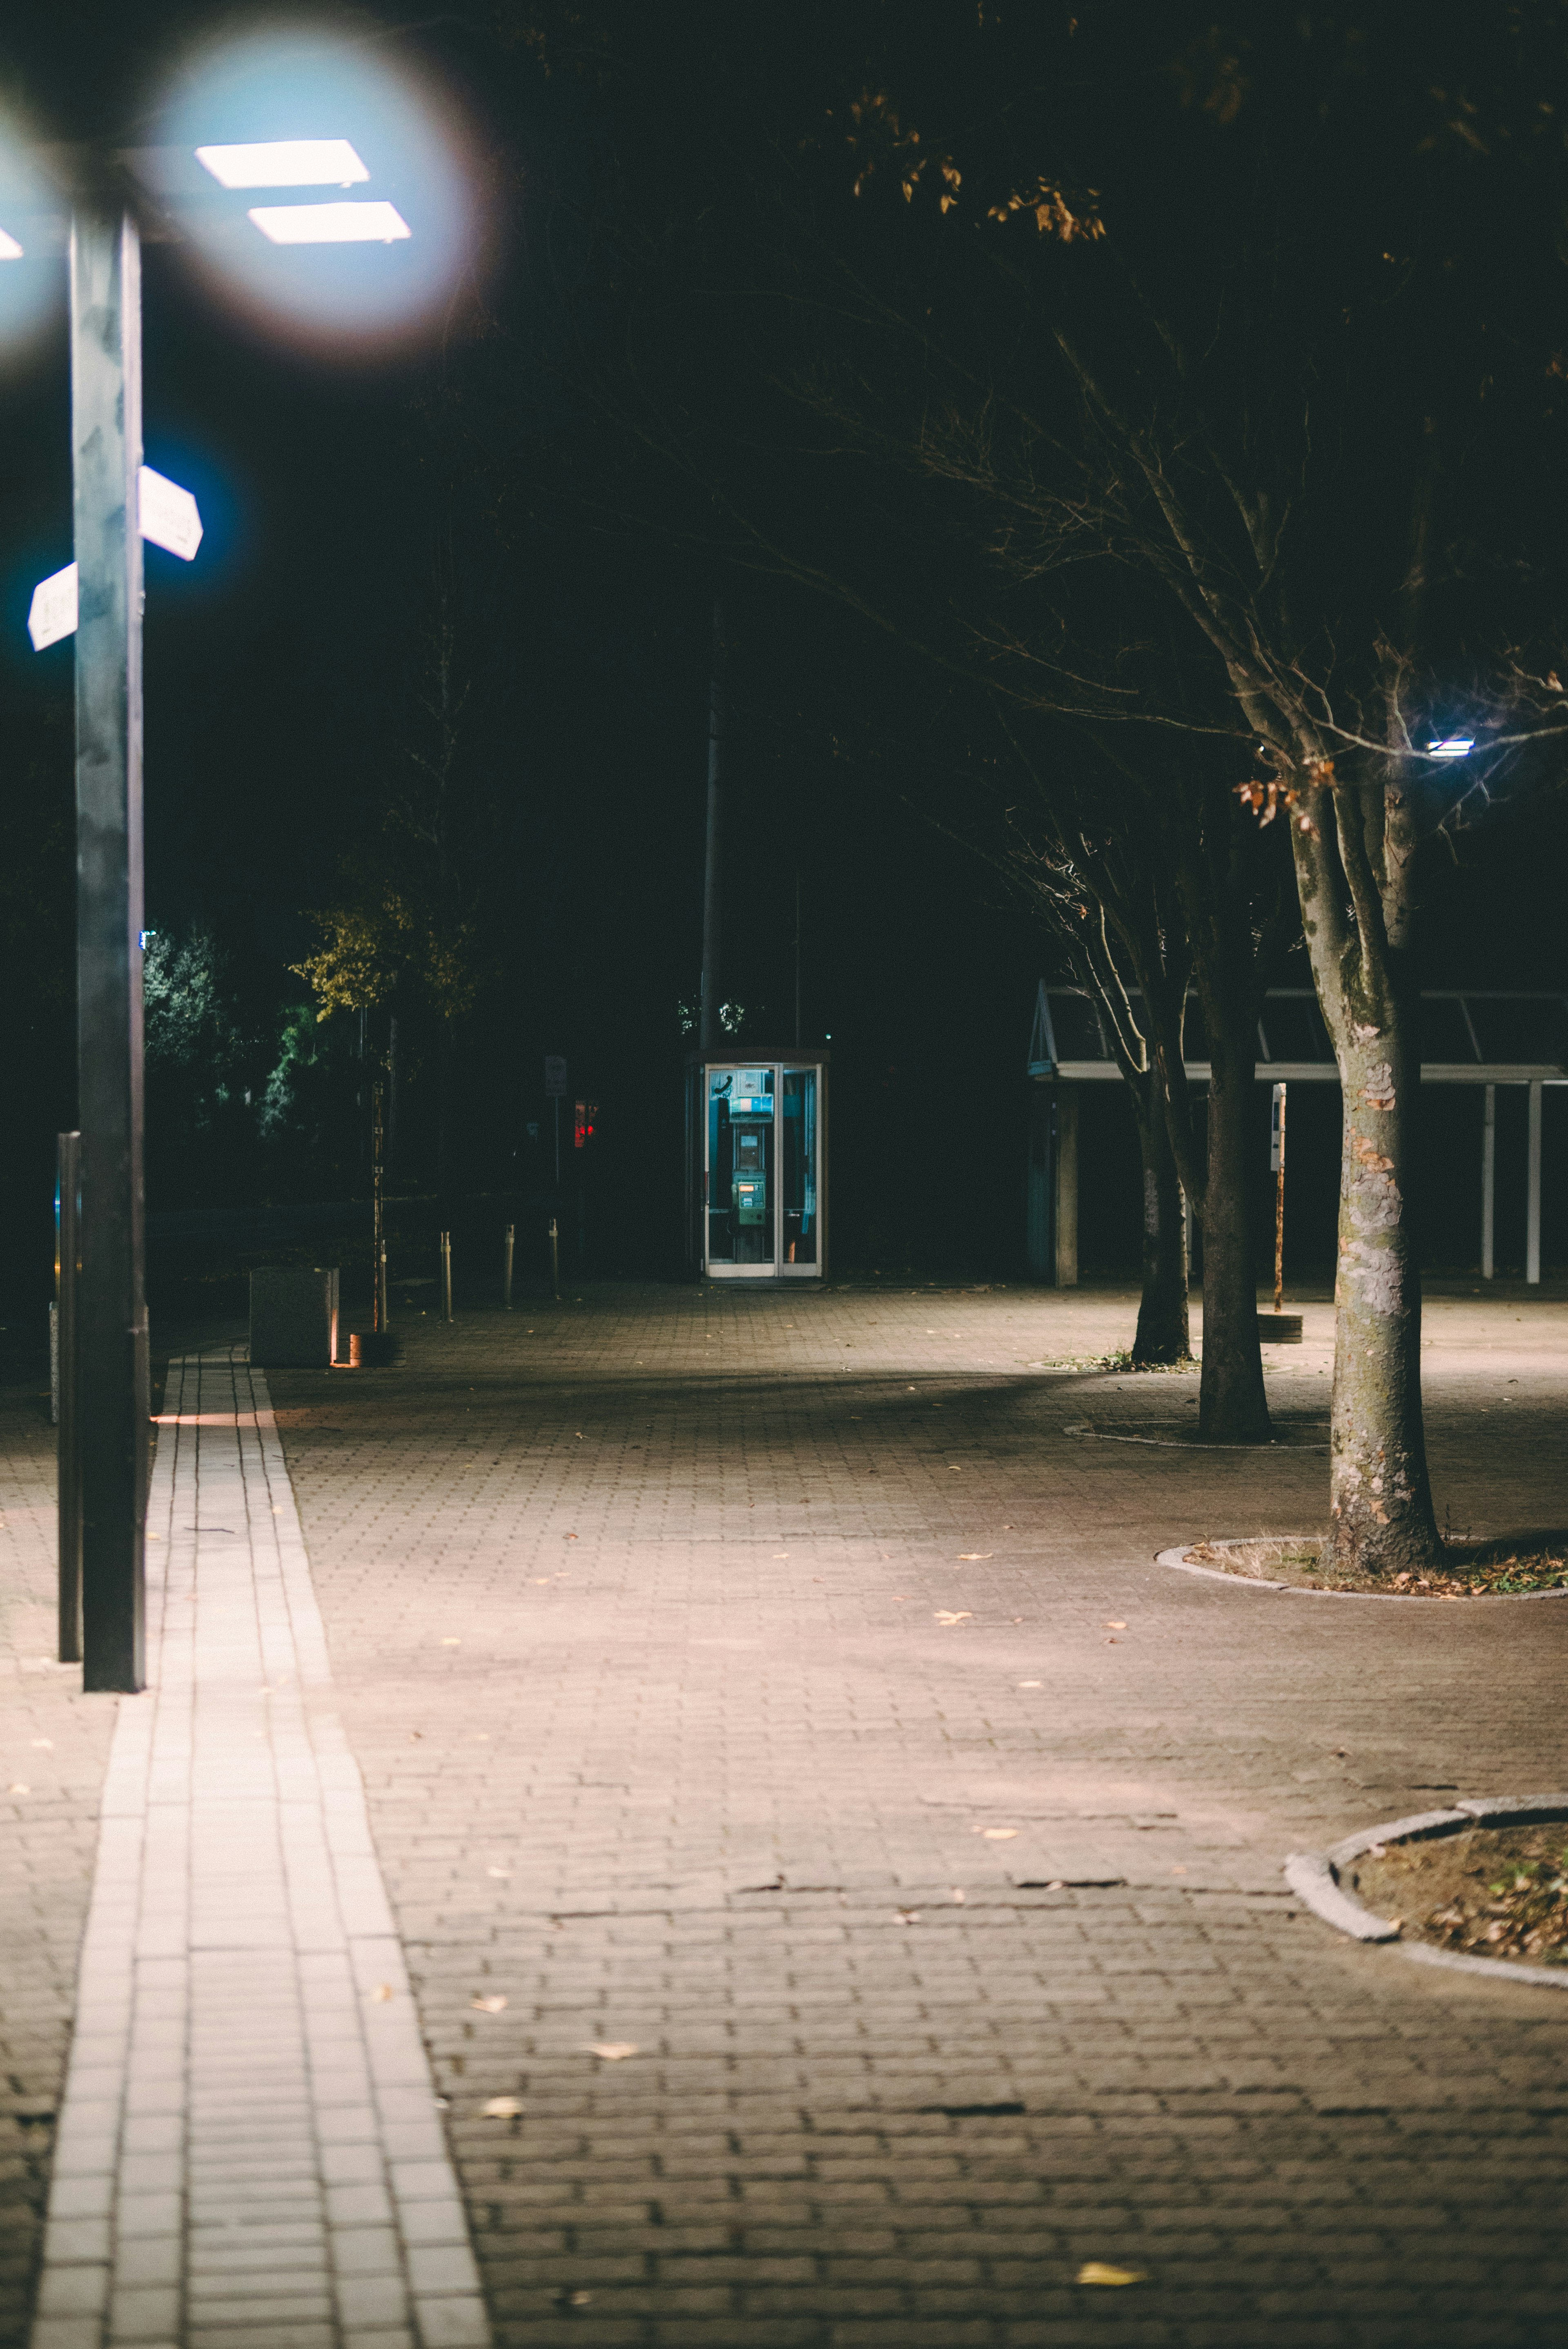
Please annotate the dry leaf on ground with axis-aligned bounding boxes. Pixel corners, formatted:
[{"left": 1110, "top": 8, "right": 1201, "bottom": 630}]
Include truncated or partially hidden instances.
[
  {"left": 1077, "top": 2262, "right": 1146, "bottom": 2287},
  {"left": 1105, "top": 1620, "right": 1127, "bottom": 1629},
  {"left": 483, "top": 2096, "right": 523, "bottom": 2117},
  {"left": 584, "top": 2041, "right": 639, "bottom": 2060},
  {"left": 487, "top": 1866, "right": 512, "bottom": 1879},
  {"left": 934, "top": 1611, "right": 973, "bottom": 1625},
  {"left": 370, "top": 1984, "right": 394, "bottom": 2003},
  {"left": 957, "top": 1553, "right": 992, "bottom": 1560},
  {"left": 472, "top": 1995, "right": 508, "bottom": 2013},
  {"left": 980, "top": 1826, "right": 1019, "bottom": 1840}
]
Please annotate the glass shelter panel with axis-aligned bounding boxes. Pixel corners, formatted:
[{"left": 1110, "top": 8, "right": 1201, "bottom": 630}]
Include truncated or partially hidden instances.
[
  {"left": 707, "top": 1068, "right": 776, "bottom": 1266},
  {"left": 782, "top": 1069, "right": 817, "bottom": 1265}
]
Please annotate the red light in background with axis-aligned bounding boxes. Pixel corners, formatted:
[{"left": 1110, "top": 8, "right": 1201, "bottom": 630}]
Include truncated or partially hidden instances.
[{"left": 574, "top": 1101, "right": 598, "bottom": 1150}]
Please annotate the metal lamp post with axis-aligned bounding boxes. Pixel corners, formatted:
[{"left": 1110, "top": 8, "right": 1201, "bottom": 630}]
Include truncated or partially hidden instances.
[{"left": 4, "top": 43, "right": 472, "bottom": 1691}]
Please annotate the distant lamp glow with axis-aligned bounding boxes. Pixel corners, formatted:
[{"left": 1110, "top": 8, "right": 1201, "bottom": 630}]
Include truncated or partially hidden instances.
[
  {"left": 247, "top": 200, "right": 411, "bottom": 245},
  {"left": 1427, "top": 735, "right": 1475, "bottom": 760},
  {"left": 0, "top": 227, "right": 22, "bottom": 260},
  {"left": 196, "top": 139, "right": 368, "bottom": 188}
]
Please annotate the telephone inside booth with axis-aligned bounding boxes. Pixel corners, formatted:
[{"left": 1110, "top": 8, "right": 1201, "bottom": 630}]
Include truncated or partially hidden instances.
[{"left": 689, "top": 1052, "right": 828, "bottom": 1279}]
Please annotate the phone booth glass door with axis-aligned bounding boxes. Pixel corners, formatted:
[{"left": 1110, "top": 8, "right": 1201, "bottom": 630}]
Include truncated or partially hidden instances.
[{"left": 704, "top": 1061, "right": 822, "bottom": 1277}]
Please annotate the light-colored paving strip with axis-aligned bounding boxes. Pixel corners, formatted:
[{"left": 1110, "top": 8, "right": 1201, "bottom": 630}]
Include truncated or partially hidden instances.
[{"left": 31, "top": 1353, "right": 488, "bottom": 2349}]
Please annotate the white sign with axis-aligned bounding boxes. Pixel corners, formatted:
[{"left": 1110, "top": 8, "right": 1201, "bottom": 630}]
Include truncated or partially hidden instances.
[
  {"left": 544, "top": 1056, "right": 568, "bottom": 1097},
  {"left": 27, "top": 468, "right": 204, "bottom": 650},
  {"left": 27, "top": 563, "right": 78, "bottom": 651},
  {"left": 138, "top": 466, "right": 203, "bottom": 561}
]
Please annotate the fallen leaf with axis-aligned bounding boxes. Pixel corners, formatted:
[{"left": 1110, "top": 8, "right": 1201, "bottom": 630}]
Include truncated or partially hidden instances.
[
  {"left": 483, "top": 2096, "right": 523, "bottom": 2117},
  {"left": 934, "top": 1611, "right": 973, "bottom": 1625},
  {"left": 895, "top": 1908, "right": 920, "bottom": 1925},
  {"left": 472, "top": 1995, "right": 508, "bottom": 2014},
  {"left": 951, "top": 1888, "right": 966, "bottom": 1902},
  {"left": 31, "top": 1739, "right": 53, "bottom": 1751},
  {"left": 584, "top": 2041, "right": 639, "bottom": 2060},
  {"left": 1018, "top": 1680, "right": 1042, "bottom": 1689},
  {"left": 370, "top": 1984, "right": 394, "bottom": 2003},
  {"left": 1047, "top": 1879, "right": 1066, "bottom": 1890},
  {"left": 8, "top": 1783, "right": 29, "bottom": 1796},
  {"left": 441, "top": 1638, "right": 461, "bottom": 1647},
  {"left": 1105, "top": 1620, "right": 1127, "bottom": 1629},
  {"left": 487, "top": 1867, "right": 512, "bottom": 1879},
  {"left": 957, "top": 1553, "right": 993, "bottom": 1560},
  {"left": 948, "top": 1465, "right": 964, "bottom": 1471},
  {"left": 1077, "top": 2261, "right": 1146, "bottom": 2287},
  {"left": 981, "top": 1826, "right": 1019, "bottom": 1840}
]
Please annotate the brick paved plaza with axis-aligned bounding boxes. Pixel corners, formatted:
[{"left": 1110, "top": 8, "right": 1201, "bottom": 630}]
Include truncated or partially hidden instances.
[{"left": 4, "top": 1278, "right": 1568, "bottom": 2347}]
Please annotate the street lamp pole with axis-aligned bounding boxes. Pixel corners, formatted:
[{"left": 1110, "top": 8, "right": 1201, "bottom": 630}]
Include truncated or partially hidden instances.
[{"left": 70, "top": 194, "right": 147, "bottom": 1693}]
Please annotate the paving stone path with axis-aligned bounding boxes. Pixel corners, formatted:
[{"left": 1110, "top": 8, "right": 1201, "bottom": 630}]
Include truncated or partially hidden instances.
[{"left": 5, "top": 1279, "right": 1568, "bottom": 2347}]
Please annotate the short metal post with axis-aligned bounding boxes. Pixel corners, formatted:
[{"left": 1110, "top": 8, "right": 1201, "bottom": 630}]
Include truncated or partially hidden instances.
[
  {"left": 56, "top": 1132, "right": 82, "bottom": 1665},
  {"left": 503, "top": 1223, "right": 514, "bottom": 1309},
  {"left": 441, "top": 1230, "right": 453, "bottom": 1322},
  {"left": 72, "top": 200, "right": 147, "bottom": 1694},
  {"left": 1271, "top": 1081, "right": 1287, "bottom": 1312},
  {"left": 549, "top": 1215, "right": 560, "bottom": 1301},
  {"left": 1527, "top": 1079, "right": 1542, "bottom": 1285},
  {"left": 372, "top": 1082, "right": 387, "bottom": 1335},
  {"left": 1481, "top": 1083, "right": 1496, "bottom": 1279}
]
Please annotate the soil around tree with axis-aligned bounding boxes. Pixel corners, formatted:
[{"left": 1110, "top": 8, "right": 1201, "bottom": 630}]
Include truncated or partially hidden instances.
[
  {"left": 1349, "top": 1825, "right": 1568, "bottom": 1969},
  {"left": 1182, "top": 1534, "right": 1568, "bottom": 1597}
]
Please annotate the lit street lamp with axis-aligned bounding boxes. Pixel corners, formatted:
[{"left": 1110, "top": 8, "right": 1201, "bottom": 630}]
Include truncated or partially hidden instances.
[{"left": 2, "top": 33, "right": 473, "bottom": 1691}]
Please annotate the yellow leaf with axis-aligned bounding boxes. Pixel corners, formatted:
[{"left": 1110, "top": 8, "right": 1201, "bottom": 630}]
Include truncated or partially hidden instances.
[
  {"left": 483, "top": 2096, "right": 522, "bottom": 2117},
  {"left": 584, "top": 2041, "right": 639, "bottom": 2060},
  {"left": 472, "top": 1995, "right": 508, "bottom": 2013},
  {"left": 1077, "top": 2262, "right": 1146, "bottom": 2287}
]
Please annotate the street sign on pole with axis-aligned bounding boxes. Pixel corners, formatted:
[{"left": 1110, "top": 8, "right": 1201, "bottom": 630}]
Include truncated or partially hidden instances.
[
  {"left": 544, "top": 1055, "right": 568, "bottom": 1097},
  {"left": 28, "top": 562, "right": 78, "bottom": 651},
  {"left": 28, "top": 468, "right": 203, "bottom": 652},
  {"left": 71, "top": 197, "right": 147, "bottom": 1693},
  {"left": 138, "top": 466, "right": 203, "bottom": 560}
]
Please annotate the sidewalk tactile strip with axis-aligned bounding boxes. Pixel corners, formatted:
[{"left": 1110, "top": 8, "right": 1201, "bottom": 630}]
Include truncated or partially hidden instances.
[{"left": 31, "top": 1352, "right": 490, "bottom": 2349}]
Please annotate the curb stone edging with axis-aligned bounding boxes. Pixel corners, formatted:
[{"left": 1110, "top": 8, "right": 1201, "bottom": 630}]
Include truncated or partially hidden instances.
[
  {"left": 1155, "top": 1540, "right": 1568, "bottom": 1602},
  {"left": 1285, "top": 1795, "right": 1568, "bottom": 1988}
]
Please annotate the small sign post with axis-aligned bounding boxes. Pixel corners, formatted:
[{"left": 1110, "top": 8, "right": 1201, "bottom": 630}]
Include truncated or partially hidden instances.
[{"left": 1270, "top": 1081, "right": 1288, "bottom": 1313}]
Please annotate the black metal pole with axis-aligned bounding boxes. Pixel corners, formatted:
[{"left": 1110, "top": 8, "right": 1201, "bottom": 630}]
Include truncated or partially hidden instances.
[
  {"left": 699, "top": 597, "right": 726, "bottom": 1056},
  {"left": 372, "top": 1081, "right": 386, "bottom": 1335},
  {"left": 56, "top": 1131, "right": 82, "bottom": 1665},
  {"left": 71, "top": 200, "right": 146, "bottom": 1694}
]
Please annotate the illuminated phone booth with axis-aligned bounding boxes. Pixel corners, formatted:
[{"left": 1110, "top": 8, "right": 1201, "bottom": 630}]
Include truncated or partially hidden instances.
[{"left": 686, "top": 1052, "right": 829, "bottom": 1280}]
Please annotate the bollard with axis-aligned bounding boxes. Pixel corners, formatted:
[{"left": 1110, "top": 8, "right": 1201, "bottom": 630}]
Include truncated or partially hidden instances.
[
  {"left": 549, "top": 1215, "right": 560, "bottom": 1301},
  {"left": 56, "top": 1132, "right": 82, "bottom": 1664},
  {"left": 440, "top": 1230, "right": 453, "bottom": 1322},
  {"left": 377, "top": 1240, "right": 389, "bottom": 1339},
  {"left": 503, "top": 1223, "right": 515, "bottom": 1310}
]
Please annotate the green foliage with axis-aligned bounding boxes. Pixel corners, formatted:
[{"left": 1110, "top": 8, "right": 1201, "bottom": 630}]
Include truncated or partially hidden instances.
[{"left": 143, "top": 930, "right": 245, "bottom": 1108}]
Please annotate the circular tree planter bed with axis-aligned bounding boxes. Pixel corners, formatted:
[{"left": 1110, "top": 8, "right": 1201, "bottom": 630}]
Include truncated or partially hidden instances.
[
  {"left": 1285, "top": 1799, "right": 1568, "bottom": 1986},
  {"left": 1156, "top": 1536, "right": 1568, "bottom": 1600}
]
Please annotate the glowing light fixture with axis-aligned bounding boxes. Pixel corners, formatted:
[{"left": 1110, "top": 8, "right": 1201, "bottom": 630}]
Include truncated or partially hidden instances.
[
  {"left": 196, "top": 138, "right": 368, "bottom": 188},
  {"left": 247, "top": 199, "right": 411, "bottom": 245},
  {"left": 0, "top": 227, "right": 22, "bottom": 259},
  {"left": 1427, "top": 736, "right": 1475, "bottom": 760}
]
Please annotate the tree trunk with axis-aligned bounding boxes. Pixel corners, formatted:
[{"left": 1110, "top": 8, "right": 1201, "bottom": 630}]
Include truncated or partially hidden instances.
[
  {"left": 1195, "top": 1033, "right": 1270, "bottom": 1442},
  {"left": 1323, "top": 1015, "right": 1441, "bottom": 1571},
  {"left": 1130, "top": 1077, "right": 1190, "bottom": 1364}
]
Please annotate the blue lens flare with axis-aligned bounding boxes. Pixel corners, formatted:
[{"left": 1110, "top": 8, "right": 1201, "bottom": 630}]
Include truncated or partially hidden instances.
[{"left": 150, "top": 28, "right": 477, "bottom": 351}]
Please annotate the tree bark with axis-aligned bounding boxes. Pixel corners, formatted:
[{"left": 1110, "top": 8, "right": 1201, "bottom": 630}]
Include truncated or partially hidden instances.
[
  {"left": 1323, "top": 1010, "right": 1441, "bottom": 1569},
  {"left": 1194, "top": 1029, "right": 1270, "bottom": 1443},
  {"left": 1130, "top": 1074, "right": 1190, "bottom": 1365}
]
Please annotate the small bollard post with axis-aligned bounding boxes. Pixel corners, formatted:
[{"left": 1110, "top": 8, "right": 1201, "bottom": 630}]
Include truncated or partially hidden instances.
[
  {"left": 548, "top": 1215, "right": 560, "bottom": 1301},
  {"left": 440, "top": 1230, "right": 453, "bottom": 1322},
  {"left": 503, "top": 1223, "right": 515, "bottom": 1310},
  {"left": 56, "top": 1132, "right": 82, "bottom": 1665}
]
